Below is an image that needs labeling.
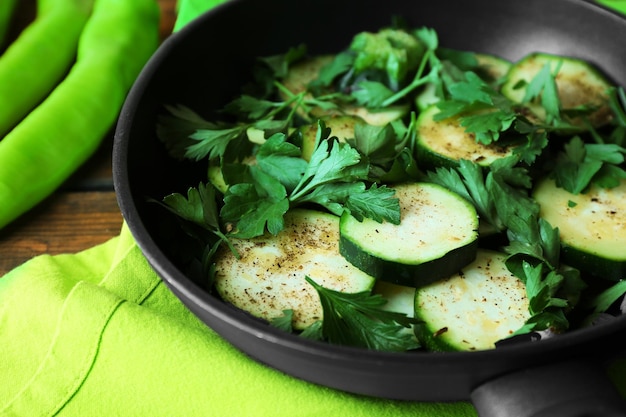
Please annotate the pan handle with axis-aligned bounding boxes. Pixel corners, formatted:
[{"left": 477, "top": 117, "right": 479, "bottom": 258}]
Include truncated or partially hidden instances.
[{"left": 470, "top": 359, "right": 626, "bottom": 417}]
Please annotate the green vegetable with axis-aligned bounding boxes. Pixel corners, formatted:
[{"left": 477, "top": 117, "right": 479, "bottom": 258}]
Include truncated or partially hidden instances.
[
  {"left": 0, "top": 0, "right": 160, "bottom": 230},
  {"left": 339, "top": 182, "right": 479, "bottom": 288},
  {"left": 550, "top": 135, "right": 626, "bottom": 194},
  {"left": 213, "top": 208, "right": 377, "bottom": 330},
  {"left": 299, "top": 115, "right": 361, "bottom": 161},
  {"left": 348, "top": 28, "right": 426, "bottom": 90},
  {"left": 501, "top": 52, "right": 614, "bottom": 131},
  {"left": 306, "top": 276, "right": 420, "bottom": 352},
  {"left": 533, "top": 177, "right": 626, "bottom": 281},
  {"left": 0, "top": 0, "right": 18, "bottom": 48},
  {"left": 414, "top": 249, "right": 530, "bottom": 351},
  {"left": 427, "top": 157, "right": 585, "bottom": 333},
  {"left": 0, "top": 0, "right": 95, "bottom": 139},
  {"left": 277, "top": 54, "right": 409, "bottom": 126},
  {"left": 415, "top": 104, "right": 519, "bottom": 171},
  {"left": 218, "top": 125, "right": 401, "bottom": 239}
]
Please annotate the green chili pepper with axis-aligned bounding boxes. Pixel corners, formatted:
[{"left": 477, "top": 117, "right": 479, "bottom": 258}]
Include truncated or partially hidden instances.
[
  {"left": 0, "top": 0, "right": 96, "bottom": 139},
  {"left": 0, "top": 0, "right": 18, "bottom": 48},
  {"left": 0, "top": 0, "right": 160, "bottom": 230}
]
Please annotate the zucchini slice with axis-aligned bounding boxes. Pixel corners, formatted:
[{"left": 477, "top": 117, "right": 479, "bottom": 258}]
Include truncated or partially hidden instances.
[
  {"left": 415, "top": 105, "right": 517, "bottom": 171},
  {"left": 339, "top": 182, "right": 479, "bottom": 287},
  {"left": 501, "top": 52, "right": 614, "bottom": 129},
  {"left": 414, "top": 249, "right": 530, "bottom": 351},
  {"left": 280, "top": 55, "right": 408, "bottom": 126},
  {"left": 533, "top": 177, "right": 626, "bottom": 281},
  {"left": 214, "top": 209, "right": 376, "bottom": 330}
]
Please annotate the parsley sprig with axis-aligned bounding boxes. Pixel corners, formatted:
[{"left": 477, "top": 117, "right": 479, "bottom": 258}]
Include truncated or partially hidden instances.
[
  {"left": 220, "top": 124, "right": 400, "bottom": 239},
  {"left": 551, "top": 136, "right": 626, "bottom": 194},
  {"left": 304, "top": 277, "right": 421, "bottom": 351}
]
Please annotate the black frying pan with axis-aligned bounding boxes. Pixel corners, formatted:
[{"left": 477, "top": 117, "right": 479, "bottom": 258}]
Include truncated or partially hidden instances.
[{"left": 112, "top": 0, "right": 626, "bottom": 415}]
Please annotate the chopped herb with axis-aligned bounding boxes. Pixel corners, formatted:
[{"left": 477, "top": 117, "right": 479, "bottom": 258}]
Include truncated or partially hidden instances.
[{"left": 306, "top": 277, "right": 420, "bottom": 351}]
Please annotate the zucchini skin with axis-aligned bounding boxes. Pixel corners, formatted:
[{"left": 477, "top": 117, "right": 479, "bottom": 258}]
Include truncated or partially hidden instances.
[
  {"left": 339, "top": 182, "right": 479, "bottom": 288},
  {"left": 340, "top": 235, "right": 478, "bottom": 288},
  {"left": 561, "top": 244, "right": 625, "bottom": 282}
]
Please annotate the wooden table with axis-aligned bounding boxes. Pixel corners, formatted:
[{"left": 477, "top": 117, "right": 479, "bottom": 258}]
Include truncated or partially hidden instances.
[{"left": 0, "top": 0, "right": 178, "bottom": 276}]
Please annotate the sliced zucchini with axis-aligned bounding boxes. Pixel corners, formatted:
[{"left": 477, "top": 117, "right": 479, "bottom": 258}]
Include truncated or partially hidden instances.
[
  {"left": 501, "top": 52, "right": 614, "bottom": 129},
  {"left": 339, "top": 182, "right": 479, "bottom": 287},
  {"left": 414, "top": 249, "right": 530, "bottom": 351},
  {"left": 533, "top": 177, "right": 626, "bottom": 281},
  {"left": 214, "top": 208, "right": 376, "bottom": 330},
  {"left": 280, "top": 55, "right": 408, "bottom": 126},
  {"left": 415, "top": 105, "right": 517, "bottom": 171}
]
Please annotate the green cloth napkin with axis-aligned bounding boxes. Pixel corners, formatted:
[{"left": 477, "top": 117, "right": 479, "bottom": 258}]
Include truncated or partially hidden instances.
[{"left": 2, "top": 2, "right": 626, "bottom": 416}]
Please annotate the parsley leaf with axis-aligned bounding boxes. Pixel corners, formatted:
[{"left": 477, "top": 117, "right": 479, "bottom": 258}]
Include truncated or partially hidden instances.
[
  {"left": 156, "top": 104, "right": 218, "bottom": 160},
  {"left": 435, "top": 71, "right": 518, "bottom": 145},
  {"left": 160, "top": 182, "right": 221, "bottom": 233},
  {"left": 306, "top": 277, "right": 420, "bottom": 351},
  {"left": 344, "top": 183, "right": 400, "bottom": 223},
  {"left": 270, "top": 310, "right": 295, "bottom": 332},
  {"left": 186, "top": 126, "right": 246, "bottom": 161},
  {"left": 351, "top": 80, "right": 395, "bottom": 107},
  {"left": 217, "top": 123, "right": 401, "bottom": 238},
  {"left": 552, "top": 136, "right": 626, "bottom": 194},
  {"left": 255, "top": 133, "right": 308, "bottom": 192},
  {"left": 154, "top": 182, "right": 237, "bottom": 268},
  {"left": 509, "top": 262, "right": 570, "bottom": 333},
  {"left": 521, "top": 62, "right": 562, "bottom": 124},
  {"left": 290, "top": 137, "right": 367, "bottom": 201},
  {"left": 308, "top": 51, "right": 355, "bottom": 90},
  {"left": 221, "top": 179, "right": 289, "bottom": 239}
]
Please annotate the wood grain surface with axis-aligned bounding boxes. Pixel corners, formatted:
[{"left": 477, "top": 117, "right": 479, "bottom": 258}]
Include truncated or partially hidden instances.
[{"left": 0, "top": 0, "right": 177, "bottom": 276}]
